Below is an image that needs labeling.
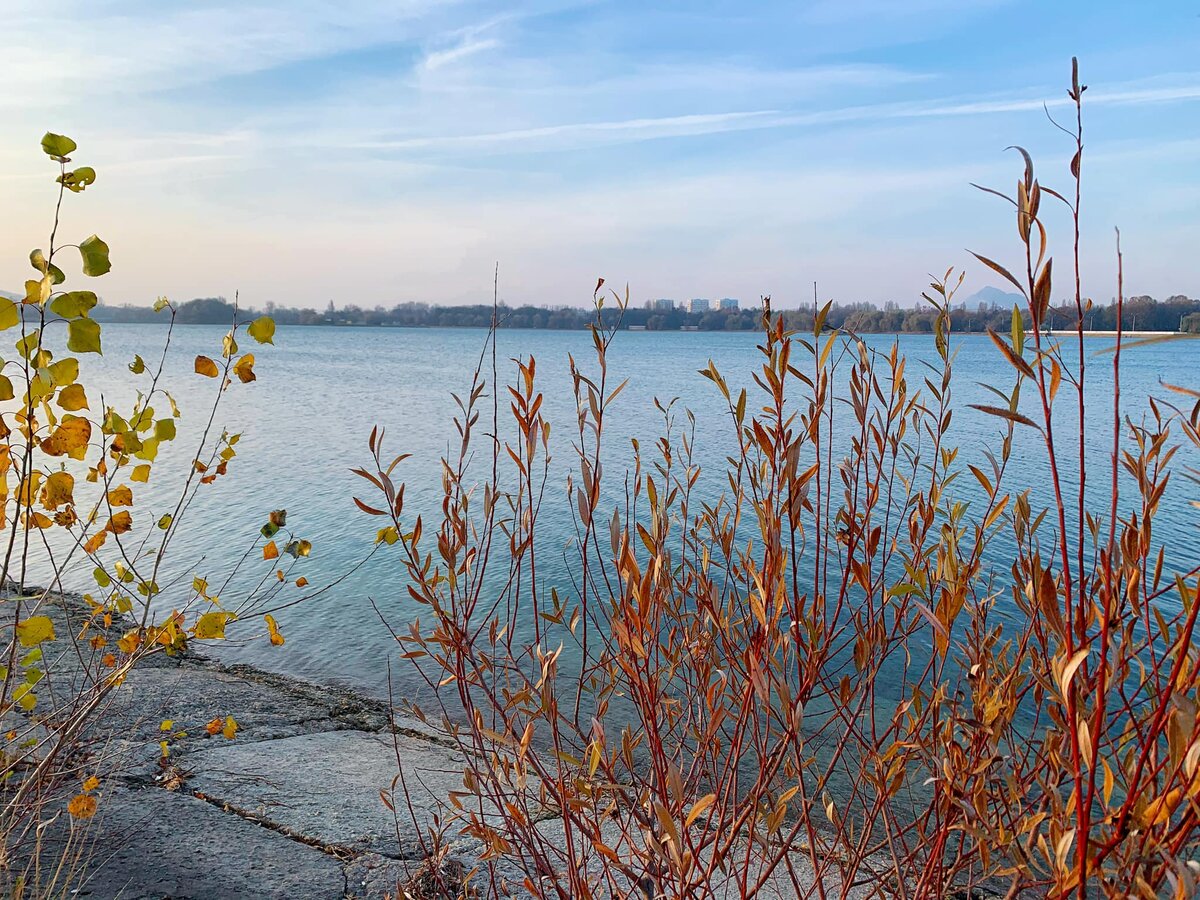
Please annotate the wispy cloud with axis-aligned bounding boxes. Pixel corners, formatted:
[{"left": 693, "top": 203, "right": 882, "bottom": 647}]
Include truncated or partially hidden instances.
[
  {"left": 328, "top": 110, "right": 781, "bottom": 151},
  {"left": 2, "top": 0, "right": 1198, "bottom": 305},
  {"left": 420, "top": 37, "right": 502, "bottom": 73}
]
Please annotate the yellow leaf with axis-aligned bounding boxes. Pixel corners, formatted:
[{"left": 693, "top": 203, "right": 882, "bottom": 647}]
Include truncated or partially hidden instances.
[
  {"left": 160, "top": 719, "right": 174, "bottom": 732},
  {"left": 222, "top": 716, "right": 238, "bottom": 740},
  {"left": 685, "top": 793, "right": 717, "bottom": 828},
  {"left": 106, "top": 485, "right": 133, "bottom": 507},
  {"left": 1059, "top": 647, "right": 1090, "bottom": 699},
  {"left": 40, "top": 471, "right": 74, "bottom": 510},
  {"left": 195, "top": 611, "right": 232, "bottom": 640},
  {"left": 131, "top": 464, "right": 151, "bottom": 483},
  {"left": 1143, "top": 789, "right": 1182, "bottom": 827},
  {"left": 194, "top": 355, "right": 219, "bottom": 378},
  {"left": 16, "top": 616, "right": 55, "bottom": 647},
  {"left": 68, "top": 794, "right": 97, "bottom": 819},
  {"left": 58, "top": 382, "right": 89, "bottom": 410},
  {"left": 40, "top": 416, "right": 91, "bottom": 459},
  {"left": 82, "top": 775, "right": 100, "bottom": 792},
  {"left": 264, "top": 614, "right": 284, "bottom": 647},
  {"left": 247, "top": 316, "right": 275, "bottom": 344},
  {"left": 262, "top": 540, "right": 279, "bottom": 560},
  {"left": 13, "top": 683, "right": 36, "bottom": 710},
  {"left": 233, "top": 354, "right": 256, "bottom": 384}
]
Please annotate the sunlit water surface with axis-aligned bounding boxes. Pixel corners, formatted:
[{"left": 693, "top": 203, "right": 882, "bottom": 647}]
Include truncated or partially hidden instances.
[{"left": 22, "top": 325, "right": 1200, "bottom": 705}]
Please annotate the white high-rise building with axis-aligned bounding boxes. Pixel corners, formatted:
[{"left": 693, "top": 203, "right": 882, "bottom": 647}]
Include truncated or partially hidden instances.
[{"left": 688, "top": 298, "right": 711, "bottom": 313}]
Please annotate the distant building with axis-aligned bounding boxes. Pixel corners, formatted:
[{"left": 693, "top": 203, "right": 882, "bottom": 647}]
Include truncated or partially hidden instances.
[
  {"left": 718, "top": 298, "right": 739, "bottom": 311},
  {"left": 652, "top": 298, "right": 676, "bottom": 312},
  {"left": 688, "top": 298, "right": 711, "bottom": 313}
]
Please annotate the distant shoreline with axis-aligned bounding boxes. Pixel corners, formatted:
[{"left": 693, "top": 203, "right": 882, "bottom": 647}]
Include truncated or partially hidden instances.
[{"left": 86, "top": 318, "right": 1195, "bottom": 338}]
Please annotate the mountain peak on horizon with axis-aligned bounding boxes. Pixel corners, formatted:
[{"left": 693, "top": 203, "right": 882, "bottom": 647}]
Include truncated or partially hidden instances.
[{"left": 961, "top": 285, "right": 1023, "bottom": 310}]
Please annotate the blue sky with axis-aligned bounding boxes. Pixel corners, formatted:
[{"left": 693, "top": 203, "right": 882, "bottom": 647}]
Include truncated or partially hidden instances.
[{"left": 2, "top": 0, "right": 1198, "bottom": 308}]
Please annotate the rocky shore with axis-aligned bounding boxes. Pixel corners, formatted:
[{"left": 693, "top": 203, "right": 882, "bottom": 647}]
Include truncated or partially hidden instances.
[{"left": 20, "top": 594, "right": 527, "bottom": 899}]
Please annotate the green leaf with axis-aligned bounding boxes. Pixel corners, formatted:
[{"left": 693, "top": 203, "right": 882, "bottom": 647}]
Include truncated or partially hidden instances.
[
  {"left": 0, "top": 376, "right": 12, "bottom": 402},
  {"left": 30, "top": 249, "right": 48, "bottom": 274},
  {"left": 25, "top": 277, "right": 51, "bottom": 305},
  {"left": 67, "top": 318, "right": 102, "bottom": 354},
  {"left": 134, "top": 438, "right": 159, "bottom": 461},
  {"left": 129, "top": 355, "right": 146, "bottom": 374},
  {"left": 1011, "top": 305, "right": 1024, "bottom": 357},
  {"left": 51, "top": 291, "right": 98, "bottom": 319},
  {"left": 41, "top": 133, "right": 77, "bottom": 161},
  {"left": 15, "top": 330, "right": 40, "bottom": 359},
  {"left": 16, "top": 616, "right": 56, "bottom": 647},
  {"left": 58, "top": 167, "right": 96, "bottom": 193},
  {"left": 79, "top": 235, "right": 111, "bottom": 277},
  {"left": 154, "top": 418, "right": 176, "bottom": 442},
  {"left": 195, "top": 611, "right": 232, "bottom": 640},
  {"left": 247, "top": 317, "right": 276, "bottom": 345},
  {"left": 48, "top": 357, "right": 79, "bottom": 386},
  {"left": 47, "top": 263, "right": 66, "bottom": 285},
  {"left": 0, "top": 298, "right": 19, "bottom": 331}
]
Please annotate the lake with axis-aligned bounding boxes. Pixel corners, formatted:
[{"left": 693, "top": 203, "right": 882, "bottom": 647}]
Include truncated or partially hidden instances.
[{"left": 22, "top": 323, "right": 1200, "bottom": 700}]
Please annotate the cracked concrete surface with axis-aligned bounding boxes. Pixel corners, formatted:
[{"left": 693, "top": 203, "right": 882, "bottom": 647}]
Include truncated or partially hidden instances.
[{"left": 20, "top": 597, "right": 498, "bottom": 899}]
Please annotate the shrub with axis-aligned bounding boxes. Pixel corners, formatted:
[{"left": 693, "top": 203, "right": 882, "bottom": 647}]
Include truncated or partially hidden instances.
[
  {"left": 0, "top": 135, "right": 307, "bottom": 895},
  {"left": 356, "top": 60, "right": 1200, "bottom": 898}
]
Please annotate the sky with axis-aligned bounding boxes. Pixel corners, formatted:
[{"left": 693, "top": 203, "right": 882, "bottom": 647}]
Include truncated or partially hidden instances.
[{"left": 1, "top": 0, "right": 1198, "bottom": 309}]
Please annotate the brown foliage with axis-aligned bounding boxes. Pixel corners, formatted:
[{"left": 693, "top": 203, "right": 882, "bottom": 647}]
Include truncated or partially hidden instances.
[{"left": 357, "top": 61, "right": 1200, "bottom": 899}]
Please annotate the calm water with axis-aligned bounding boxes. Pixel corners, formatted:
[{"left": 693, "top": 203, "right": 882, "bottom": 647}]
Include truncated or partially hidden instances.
[{"left": 23, "top": 324, "right": 1200, "bottom": 699}]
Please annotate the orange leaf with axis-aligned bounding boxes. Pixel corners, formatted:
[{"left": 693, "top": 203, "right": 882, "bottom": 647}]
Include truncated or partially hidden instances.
[
  {"left": 68, "top": 794, "right": 97, "bottom": 819},
  {"left": 194, "top": 355, "right": 219, "bottom": 378}
]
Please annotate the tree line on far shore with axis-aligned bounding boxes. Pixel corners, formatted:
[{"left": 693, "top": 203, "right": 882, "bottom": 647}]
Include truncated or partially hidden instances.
[{"left": 89, "top": 293, "right": 1200, "bottom": 333}]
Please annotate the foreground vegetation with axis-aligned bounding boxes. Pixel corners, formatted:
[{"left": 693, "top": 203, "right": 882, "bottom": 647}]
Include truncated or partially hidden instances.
[
  {"left": 0, "top": 135, "right": 308, "bottom": 895},
  {"left": 355, "top": 62, "right": 1200, "bottom": 898}
]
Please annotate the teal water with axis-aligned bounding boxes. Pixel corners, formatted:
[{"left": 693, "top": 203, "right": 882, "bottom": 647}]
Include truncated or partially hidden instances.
[{"left": 21, "top": 324, "right": 1200, "bottom": 699}]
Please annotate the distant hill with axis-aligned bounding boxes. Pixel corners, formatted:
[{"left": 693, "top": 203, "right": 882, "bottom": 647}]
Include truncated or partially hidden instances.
[
  {"left": 0, "top": 289, "right": 20, "bottom": 302},
  {"left": 961, "top": 285, "right": 1024, "bottom": 310}
]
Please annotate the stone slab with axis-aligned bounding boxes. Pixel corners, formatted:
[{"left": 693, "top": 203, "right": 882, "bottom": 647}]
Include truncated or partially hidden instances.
[
  {"left": 39, "top": 786, "right": 346, "bottom": 899},
  {"left": 187, "top": 728, "right": 478, "bottom": 859}
]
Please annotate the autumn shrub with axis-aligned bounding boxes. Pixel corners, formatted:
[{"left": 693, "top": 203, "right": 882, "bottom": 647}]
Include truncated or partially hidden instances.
[
  {"left": 356, "top": 61, "right": 1200, "bottom": 898},
  {"left": 0, "top": 134, "right": 309, "bottom": 896}
]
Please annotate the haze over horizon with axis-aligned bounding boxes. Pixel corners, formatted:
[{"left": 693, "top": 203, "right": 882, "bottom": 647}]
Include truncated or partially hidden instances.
[{"left": 2, "top": 0, "right": 1197, "bottom": 309}]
